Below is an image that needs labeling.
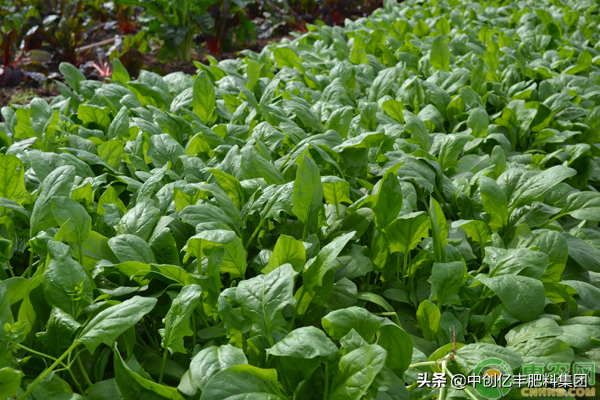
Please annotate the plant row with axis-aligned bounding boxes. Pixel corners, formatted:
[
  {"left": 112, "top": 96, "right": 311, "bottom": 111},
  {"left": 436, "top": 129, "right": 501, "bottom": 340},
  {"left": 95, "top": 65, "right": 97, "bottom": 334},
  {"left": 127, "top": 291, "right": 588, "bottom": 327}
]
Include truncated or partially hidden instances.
[{"left": 1, "top": 0, "right": 600, "bottom": 398}]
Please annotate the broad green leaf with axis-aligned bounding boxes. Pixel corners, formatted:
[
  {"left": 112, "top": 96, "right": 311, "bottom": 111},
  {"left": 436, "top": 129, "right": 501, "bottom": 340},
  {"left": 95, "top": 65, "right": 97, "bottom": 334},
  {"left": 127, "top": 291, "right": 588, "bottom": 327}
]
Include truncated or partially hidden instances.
[
  {"left": 293, "top": 155, "right": 323, "bottom": 238},
  {"left": 373, "top": 172, "right": 402, "bottom": 229},
  {"left": 322, "top": 306, "right": 383, "bottom": 342},
  {"left": 376, "top": 320, "right": 413, "bottom": 376},
  {"left": 416, "top": 300, "right": 440, "bottom": 342},
  {"left": 0, "top": 368, "right": 23, "bottom": 400},
  {"left": 113, "top": 344, "right": 185, "bottom": 400},
  {"left": 509, "top": 166, "right": 576, "bottom": 209},
  {"left": 78, "top": 296, "right": 157, "bottom": 354},
  {"left": 192, "top": 72, "right": 215, "bottom": 125},
  {"left": 200, "top": 365, "right": 286, "bottom": 400},
  {"left": 184, "top": 230, "right": 247, "bottom": 278},
  {"left": 236, "top": 264, "right": 297, "bottom": 345},
  {"left": 431, "top": 36, "right": 450, "bottom": 71},
  {"left": 116, "top": 199, "right": 161, "bottom": 242},
  {"left": 42, "top": 242, "right": 92, "bottom": 317},
  {"left": 480, "top": 176, "right": 508, "bottom": 232},
  {"left": 50, "top": 196, "right": 92, "bottom": 246},
  {"left": 109, "top": 234, "right": 156, "bottom": 264},
  {"left": 267, "top": 326, "right": 338, "bottom": 359},
  {"left": 263, "top": 234, "right": 306, "bottom": 273},
  {"left": 30, "top": 165, "right": 76, "bottom": 236},
  {"left": 183, "top": 345, "right": 248, "bottom": 395},
  {"left": 385, "top": 211, "right": 430, "bottom": 255},
  {"left": 322, "top": 176, "right": 352, "bottom": 208},
  {"left": 0, "top": 154, "right": 29, "bottom": 205},
  {"left": 329, "top": 345, "right": 387, "bottom": 400},
  {"left": 402, "top": 110, "right": 430, "bottom": 151},
  {"left": 510, "top": 337, "right": 574, "bottom": 366},
  {"left": 454, "top": 343, "right": 522, "bottom": 375},
  {"left": 350, "top": 35, "right": 368, "bottom": 65},
  {"left": 60, "top": 62, "right": 86, "bottom": 92},
  {"left": 429, "top": 261, "right": 466, "bottom": 306},
  {"left": 478, "top": 275, "right": 545, "bottom": 322},
  {"left": 563, "top": 191, "right": 600, "bottom": 221},
  {"left": 159, "top": 284, "right": 202, "bottom": 354}
]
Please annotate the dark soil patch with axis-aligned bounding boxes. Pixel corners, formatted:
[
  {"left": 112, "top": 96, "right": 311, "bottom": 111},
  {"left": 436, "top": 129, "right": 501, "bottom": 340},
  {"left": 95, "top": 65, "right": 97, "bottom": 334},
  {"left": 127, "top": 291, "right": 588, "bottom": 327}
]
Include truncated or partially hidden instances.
[{"left": 0, "top": 81, "right": 60, "bottom": 108}]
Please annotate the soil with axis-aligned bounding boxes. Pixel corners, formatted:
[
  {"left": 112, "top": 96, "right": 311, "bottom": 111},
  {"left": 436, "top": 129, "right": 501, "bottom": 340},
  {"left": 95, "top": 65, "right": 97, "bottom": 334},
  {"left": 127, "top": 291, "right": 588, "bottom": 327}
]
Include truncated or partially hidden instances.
[{"left": 0, "top": 34, "right": 293, "bottom": 108}]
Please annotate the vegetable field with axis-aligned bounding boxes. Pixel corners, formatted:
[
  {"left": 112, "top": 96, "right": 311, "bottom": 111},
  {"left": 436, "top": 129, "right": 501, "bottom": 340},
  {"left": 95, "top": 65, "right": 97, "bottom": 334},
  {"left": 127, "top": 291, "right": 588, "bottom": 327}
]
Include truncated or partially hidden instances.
[{"left": 2, "top": 0, "right": 600, "bottom": 398}]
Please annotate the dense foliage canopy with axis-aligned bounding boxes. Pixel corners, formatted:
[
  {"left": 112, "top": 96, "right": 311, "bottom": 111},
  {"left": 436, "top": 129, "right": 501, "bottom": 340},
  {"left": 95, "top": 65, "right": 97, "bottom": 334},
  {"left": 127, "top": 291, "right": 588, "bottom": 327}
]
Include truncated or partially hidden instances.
[{"left": 2, "top": 0, "right": 600, "bottom": 398}]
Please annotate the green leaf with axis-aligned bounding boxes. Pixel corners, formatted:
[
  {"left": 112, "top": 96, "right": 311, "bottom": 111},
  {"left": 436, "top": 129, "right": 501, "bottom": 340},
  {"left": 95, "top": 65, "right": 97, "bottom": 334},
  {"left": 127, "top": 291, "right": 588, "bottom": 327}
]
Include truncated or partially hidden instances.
[
  {"left": 382, "top": 99, "right": 405, "bottom": 123},
  {"left": 112, "top": 58, "right": 131, "bottom": 85},
  {"left": 293, "top": 155, "right": 324, "bottom": 238},
  {"left": 109, "top": 234, "right": 156, "bottom": 264},
  {"left": 0, "top": 154, "right": 29, "bottom": 205},
  {"left": 467, "top": 108, "right": 489, "bottom": 137},
  {"left": 322, "top": 306, "right": 383, "bottom": 342},
  {"left": 182, "top": 345, "right": 247, "bottom": 395},
  {"left": 385, "top": 211, "right": 430, "bottom": 255},
  {"left": 42, "top": 242, "right": 93, "bottom": 317},
  {"left": 116, "top": 199, "right": 161, "bottom": 242},
  {"left": 184, "top": 230, "right": 247, "bottom": 279},
  {"left": 376, "top": 320, "right": 413, "bottom": 376},
  {"left": 159, "top": 284, "right": 202, "bottom": 354},
  {"left": 200, "top": 365, "right": 286, "bottom": 400},
  {"left": 510, "top": 337, "right": 574, "bottom": 366},
  {"left": 416, "top": 299, "right": 440, "bottom": 341},
  {"left": 192, "top": 72, "right": 216, "bottom": 125},
  {"left": 480, "top": 176, "right": 509, "bottom": 232},
  {"left": 78, "top": 104, "right": 111, "bottom": 130},
  {"left": 373, "top": 172, "right": 403, "bottom": 229},
  {"left": 563, "top": 191, "right": 600, "bottom": 221},
  {"left": 113, "top": 344, "right": 185, "bottom": 400},
  {"left": 431, "top": 36, "right": 450, "bottom": 71},
  {"left": 50, "top": 196, "right": 92, "bottom": 246},
  {"left": 59, "top": 62, "right": 86, "bottom": 92},
  {"left": 267, "top": 326, "right": 338, "bottom": 359},
  {"left": 402, "top": 111, "right": 430, "bottom": 151},
  {"left": 39, "top": 307, "right": 81, "bottom": 357},
  {"left": 301, "top": 232, "right": 355, "bottom": 299},
  {"left": 78, "top": 296, "right": 157, "bottom": 354},
  {"left": 478, "top": 275, "right": 545, "bottom": 322},
  {"left": 429, "top": 261, "right": 466, "bottom": 306},
  {"left": 236, "top": 264, "right": 297, "bottom": 345},
  {"left": 509, "top": 166, "right": 576, "bottom": 209},
  {"left": 322, "top": 176, "right": 352, "bottom": 208},
  {"left": 329, "top": 345, "right": 387, "bottom": 400},
  {"left": 30, "top": 165, "right": 76, "bottom": 236},
  {"left": 263, "top": 234, "right": 306, "bottom": 273},
  {"left": 350, "top": 35, "right": 368, "bottom": 65},
  {"left": 454, "top": 343, "right": 522, "bottom": 375},
  {"left": 0, "top": 368, "right": 23, "bottom": 400}
]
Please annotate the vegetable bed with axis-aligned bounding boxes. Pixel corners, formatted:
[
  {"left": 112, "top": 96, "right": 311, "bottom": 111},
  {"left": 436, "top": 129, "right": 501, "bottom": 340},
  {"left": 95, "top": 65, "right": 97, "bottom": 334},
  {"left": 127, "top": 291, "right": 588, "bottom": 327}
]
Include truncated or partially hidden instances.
[{"left": 2, "top": 0, "right": 600, "bottom": 399}]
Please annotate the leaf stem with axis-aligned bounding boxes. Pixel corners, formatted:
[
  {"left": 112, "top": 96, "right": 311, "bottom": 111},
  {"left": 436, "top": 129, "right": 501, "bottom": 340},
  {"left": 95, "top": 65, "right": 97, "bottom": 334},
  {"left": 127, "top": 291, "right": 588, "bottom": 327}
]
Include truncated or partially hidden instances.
[
  {"left": 158, "top": 345, "right": 168, "bottom": 384},
  {"left": 76, "top": 353, "right": 93, "bottom": 389},
  {"left": 6, "top": 261, "right": 15, "bottom": 277},
  {"left": 323, "top": 362, "right": 329, "bottom": 400},
  {"left": 288, "top": 289, "right": 306, "bottom": 331},
  {"left": 78, "top": 240, "right": 84, "bottom": 266},
  {"left": 25, "top": 249, "right": 34, "bottom": 278},
  {"left": 245, "top": 219, "right": 264, "bottom": 250},
  {"left": 18, "top": 341, "right": 79, "bottom": 400},
  {"left": 192, "top": 313, "right": 197, "bottom": 350},
  {"left": 15, "top": 343, "right": 84, "bottom": 394},
  {"left": 408, "top": 360, "right": 439, "bottom": 368},
  {"left": 396, "top": 252, "right": 401, "bottom": 289}
]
